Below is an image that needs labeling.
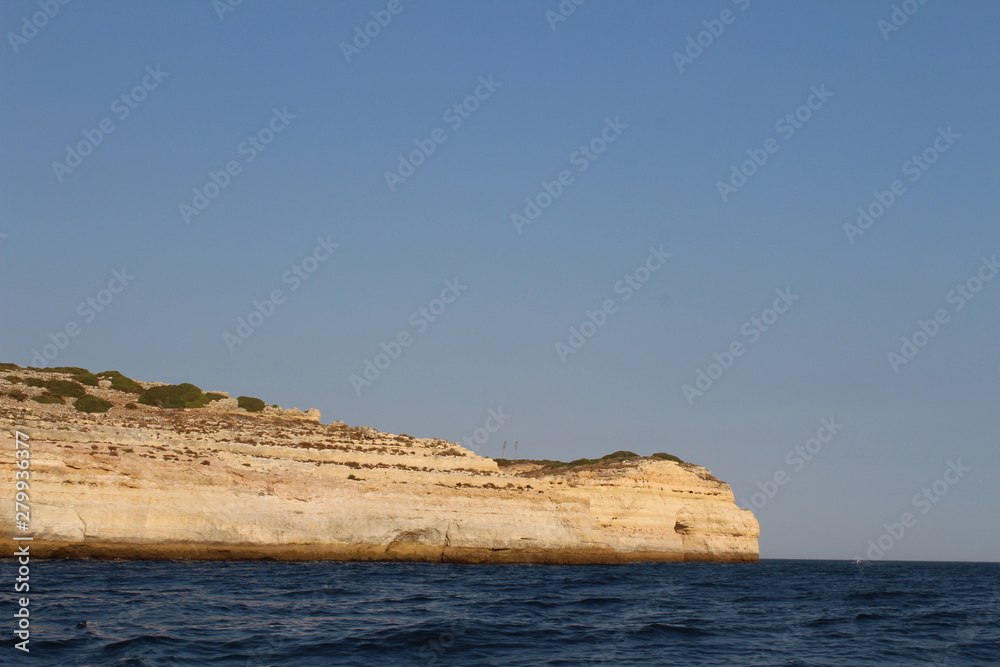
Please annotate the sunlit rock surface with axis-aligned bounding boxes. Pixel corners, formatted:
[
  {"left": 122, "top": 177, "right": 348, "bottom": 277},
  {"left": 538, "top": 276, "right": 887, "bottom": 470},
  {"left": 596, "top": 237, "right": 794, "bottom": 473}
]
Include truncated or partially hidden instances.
[{"left": 0, "top": 368, "right": 758, "bottom": 564}]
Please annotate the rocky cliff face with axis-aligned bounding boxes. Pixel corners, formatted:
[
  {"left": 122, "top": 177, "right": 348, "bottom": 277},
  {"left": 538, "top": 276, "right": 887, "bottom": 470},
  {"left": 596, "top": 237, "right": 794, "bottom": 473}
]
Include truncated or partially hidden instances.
[{"left": 0, "top": 368, "right": 758, "bottom": 564}]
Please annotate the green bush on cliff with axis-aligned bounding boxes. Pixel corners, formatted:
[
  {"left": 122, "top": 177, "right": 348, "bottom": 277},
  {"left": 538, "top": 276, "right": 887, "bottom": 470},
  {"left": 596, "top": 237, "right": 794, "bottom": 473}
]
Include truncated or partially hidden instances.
[
  {"left": 497, "top": 450, "right": 676, "bottom": 471},
  {"left": 111, "top": 376, "right": 142, "bottom": 392},
  {"left": 4, "top": 375, "right": 22, "bottom": 383},
  {"left": 21, "top": 377, "right": 87, "bottom": 397},
  {"left": 31, "top": 367, "right": 100, "bottom": 386},
  {"left": 138, "top": 383, "right": 212, "bottom": 409},
  {"left": 73, "top": 395, "right": 113, "bottom": 413},
  {"left": 7, "top": 389, "right": 27, "bottom": 401},
  {"left": 0, "top": 362, "right": 22, "bottom": 371},
  {"left": 42, "top": 379, "right": 87, "bottom": 398},
  {"left": 560, "top": 450, "right": 641, "bottom": 468},
  {"left": 97, "top": 370, "right": 143, "bottom": 393},
  {"left": 597, "top": 450, "right": 641, "bottom": 462},
  {"left": 75, "top": 372, "right": 99, "bottom": 386},
  {"left": 32, "top": 393, "right": 64, "bottom": 404},
  {"left": 40, "top": 366, "right": 89, "bottom": 375},
  {"left": 237, "top": 396, "right": 266, "bottom": 412}
]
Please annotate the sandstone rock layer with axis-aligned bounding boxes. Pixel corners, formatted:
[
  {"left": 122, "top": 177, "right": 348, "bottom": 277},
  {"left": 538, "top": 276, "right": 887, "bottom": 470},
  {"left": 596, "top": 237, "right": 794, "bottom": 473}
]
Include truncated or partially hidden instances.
[{"left": 0, "top": 371, "right": 758, "bottom": 564}]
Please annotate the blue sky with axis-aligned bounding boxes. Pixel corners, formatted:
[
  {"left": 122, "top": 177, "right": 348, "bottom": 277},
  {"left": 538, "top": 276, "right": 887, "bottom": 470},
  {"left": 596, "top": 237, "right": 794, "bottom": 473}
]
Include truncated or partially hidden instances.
[{"left": 2, "top": 0, "right": 998, "bottom": 562}]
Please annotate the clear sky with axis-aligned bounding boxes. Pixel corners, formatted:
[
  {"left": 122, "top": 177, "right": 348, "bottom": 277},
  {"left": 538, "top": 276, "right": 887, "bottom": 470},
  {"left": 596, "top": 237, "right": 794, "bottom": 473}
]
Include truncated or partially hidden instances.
[{"left": 2, "top": 1, "right": 998, "bottom": 562}]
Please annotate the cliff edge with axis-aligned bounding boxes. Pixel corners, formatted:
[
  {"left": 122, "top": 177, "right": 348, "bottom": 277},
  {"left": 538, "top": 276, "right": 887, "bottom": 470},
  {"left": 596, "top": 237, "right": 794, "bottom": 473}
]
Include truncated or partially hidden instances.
[{"left": 0, "top": 365, "right": 759, "bottom": 564}]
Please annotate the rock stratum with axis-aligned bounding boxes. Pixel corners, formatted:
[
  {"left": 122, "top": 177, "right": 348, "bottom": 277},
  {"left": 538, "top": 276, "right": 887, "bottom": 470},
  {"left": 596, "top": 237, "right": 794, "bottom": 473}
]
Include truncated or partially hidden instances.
[{"left": 0, "top": 366, "right": 759, "bottom": 564}]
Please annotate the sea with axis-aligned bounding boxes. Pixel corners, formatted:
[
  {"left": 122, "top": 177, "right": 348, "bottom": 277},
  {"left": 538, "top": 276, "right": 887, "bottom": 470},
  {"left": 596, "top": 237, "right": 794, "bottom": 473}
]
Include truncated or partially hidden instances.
[{"left": 2, "top": 559, "right": 998, "bottom": 666}]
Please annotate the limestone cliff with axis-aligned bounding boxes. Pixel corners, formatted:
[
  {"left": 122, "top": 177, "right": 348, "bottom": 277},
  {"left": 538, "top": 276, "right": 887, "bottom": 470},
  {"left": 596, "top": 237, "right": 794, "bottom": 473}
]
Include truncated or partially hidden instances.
[{"left": 0, "top": 367, "right": 759, "bottom": 564}]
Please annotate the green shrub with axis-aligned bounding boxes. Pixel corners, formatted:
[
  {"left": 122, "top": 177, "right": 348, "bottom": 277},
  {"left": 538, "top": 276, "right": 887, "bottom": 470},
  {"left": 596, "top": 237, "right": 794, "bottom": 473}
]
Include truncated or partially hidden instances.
[
  {"left": 7, "top": 389, "right": 27, "bottom": 401},
  {"left": 111, "top": 376, "right": 142, "bottom": 392},
  {"left": 30, "top": 367, "right": 101, "bottom": 387},
  {"left": 97, "top": 371, "right": 142, "bottom": 393},
  {"left": 42, "top": 379, "right": 87, "bottom": 398},
  {"left": 124, "top": 402, "right": 138, "bottom": 409},
  {"left": 205, "top": 392, "right": 225, "bottom": 401},
  {"left": 237, "top": 396, "right": 266, "bottom": 412},
  {"left": 0, "top": 363, "right": 21, "bottom": 371},
  {"left": 22, "top": 378, "right": 87, "bottom": 396},
  {"left": 556, "top": 451, "right": 640, "bottom": 468},
  {"left": 73, "top": 395, "right": 113, "bottom": 413},
  {"left": 600, "top": 450, "right": 641, "bottom": 461},
  {"left": 32, "top": 393, "right": 64, "bottom": 404},
  {"left": 42, "top": 366, "right": 89, "bottom": 375},
  {"left": 651, "top": 452, "right": 683, "bottom": 463},
  {"left": 4, "top": 375, "right": 21, "bottom": 383},
  {"left": 497, "top": 449, "right": 653, "bottom": 471},
  {"left": 138, "top": 383, "right": 211, "bottom": 409}
]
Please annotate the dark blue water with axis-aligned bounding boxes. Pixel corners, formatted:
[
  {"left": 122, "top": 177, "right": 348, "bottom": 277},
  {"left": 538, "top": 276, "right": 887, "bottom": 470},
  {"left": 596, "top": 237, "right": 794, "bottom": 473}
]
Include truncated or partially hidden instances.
[{"left": 2, "top": 559, "right": 998, "bottom": 666}]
